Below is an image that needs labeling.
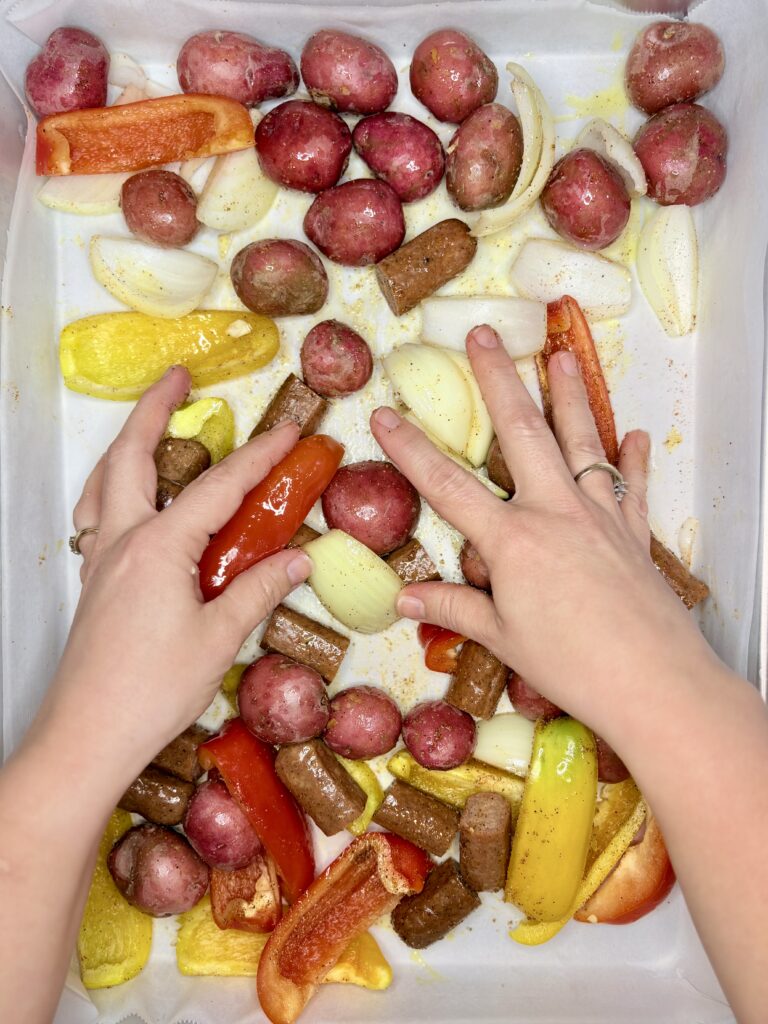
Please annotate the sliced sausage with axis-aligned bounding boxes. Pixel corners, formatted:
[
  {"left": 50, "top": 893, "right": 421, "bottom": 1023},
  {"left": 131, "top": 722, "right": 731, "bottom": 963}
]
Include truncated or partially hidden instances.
[
  {"left": 151, "top": 724, "right": 212, "bottom": 783},
  {"left": 375, "top": 219, "right": 477, "bottom": 316},
  {"left": 249, "top": 374, "right": 328, "bottom": 440},
  {"left": 261, "top": 604, "right": 350, "bottom": 683},
  {"left": 386, "top": 538, "right": 441, "bottom": 585},
  {"left": 288, "top": 523, "right": 322, "bottom": 548},
  {"left": 459, "top": 792, "right": 511, "bottom": 892},
  {"left": 118, "top": 766, "right": 195, "bottom": 826},
  {"left": 372, "top": 779, "right": 459, "bottom": 857},
  {"left": 445, "top": 640, "right": 508, "bottom": 720},
  {"left": 274, "top": 739, "right": 366, "bottom": 836},
  {"left": 154, "top": 437, "right": 211, "bottom": 486},
  {"left": 391, "top": 858, "right": 480, "bottom": 948}
]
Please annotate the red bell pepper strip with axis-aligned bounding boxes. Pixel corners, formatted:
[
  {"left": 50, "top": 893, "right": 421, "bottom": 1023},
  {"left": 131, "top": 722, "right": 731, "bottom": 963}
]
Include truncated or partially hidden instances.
[
  {"left": 257, "top": 832, "right": 430, "bottom": 1024},
  {"left": 198, "top": 434, "right": 344, "bottom": 601},
  {"left": 36, "top": 93, "right": 255, "bottom": 176},
  {"left": 417, "top": 623, "right": 465, "bottom": 673},
  {"left": 210, "top": 853, "right": 282, "bottom": 933},
  {"left": 199, "top": 720, "right": 315, "bottom": 905}
]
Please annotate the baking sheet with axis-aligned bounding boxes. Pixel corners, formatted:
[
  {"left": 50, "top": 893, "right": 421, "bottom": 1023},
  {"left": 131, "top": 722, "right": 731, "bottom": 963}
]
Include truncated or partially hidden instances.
[{"left": 1, "top": 0, "right": 766, "bottom": 1021}]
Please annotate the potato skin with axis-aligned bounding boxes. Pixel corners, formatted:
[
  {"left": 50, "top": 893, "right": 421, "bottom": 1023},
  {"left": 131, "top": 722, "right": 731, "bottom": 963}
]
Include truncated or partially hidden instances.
[
  {"left": 255, "top": 100, "right": 352, "bottom": 193},
  {"left": 108, "top": 824, "right": 209, "bottom": 917},
  {"left": 24, "top": 27, "right": 108, "bottom": 118},
  {"left": 177, "top": 30, "right": 298, "bottom": 107},
  {"left": 304, "top": 179, "right": 405, "bottom": 267},
  {"left": 507, "top": 674, "right": 561, "bottom": 722},
  {"left": 238, "top": 653, "right": 330, "bottom": 745},
  {"left": 446, "top": 103, "right": 523, "bottom": 211},
  {"left": 183, "top": 779, "right": 263, "bottom": 870},
  {"left": 300, "top": 29, "right": 398, "bottom": 115},
  {"left": 300, "top": 320, "right": 373, "bottom": 397},
  {"left": 402, "top": 699, "right": 476, "bottom": 770},
  {"left": 121, "top": 170, "right": 199, "bottom": 249},
  {"left": 410, "top": 28, "right": 498, "bottom": 124},
  {"left": 321, "top": 460, "right": 420, "bottom": 555},
  {"left": 459, "top": 538, "right": 491, "bottom": 591},
  {"left": 485, "top": 437, "right": 515, "bottom": 495},
  {"left": 230, "top": 239, "right": 328, "bottom": 316},
  {"left": 633, "top": 102, "right": 727, "bottom": 206},
  {"left": 324, "top": 685, "right": 403, "bottom": 759},
  {"left": 626, "top": 22, "right": 724, "bottom": 115},
  {"left": 541, "top": 148, "right": 631, "bottom": 250},
  {"left": 353, "top": 112, "right": 445, "bottom": 203},
  {"left": 595, "top": 735, "right": 630, "bottom": 783}
]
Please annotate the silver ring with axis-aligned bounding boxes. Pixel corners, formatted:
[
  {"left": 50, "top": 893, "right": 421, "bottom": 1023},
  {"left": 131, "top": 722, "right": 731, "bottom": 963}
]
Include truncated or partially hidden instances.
[
  {"left": 574, "top": 462, "right": 627, "bottom": 502},
  {"left": 69, "top": 526, "right": 99, "bottom": 555}
]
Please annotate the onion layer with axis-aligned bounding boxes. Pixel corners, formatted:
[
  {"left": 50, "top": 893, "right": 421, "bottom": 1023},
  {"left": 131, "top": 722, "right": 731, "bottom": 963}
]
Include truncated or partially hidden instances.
[
  {"left": 636, "top": 206, "right": 698, "bottom": 337},
  {"left": 420, "top": 296, "right": 546, "bottom": 361}
]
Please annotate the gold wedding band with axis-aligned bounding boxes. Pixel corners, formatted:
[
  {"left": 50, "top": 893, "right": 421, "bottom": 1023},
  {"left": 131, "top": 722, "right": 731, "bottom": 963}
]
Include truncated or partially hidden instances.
[
  {"left": 574, "top": 462, "right": 628, "bottom": 502},
  {"left": 69, "top": 526, "right": 99, "bottom": 556}
]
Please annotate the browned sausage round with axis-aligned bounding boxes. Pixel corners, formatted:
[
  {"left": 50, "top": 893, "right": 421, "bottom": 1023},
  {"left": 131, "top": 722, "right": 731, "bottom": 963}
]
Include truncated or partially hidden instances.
[
  {"left": 323, "top": 685, "right": 402, "bottom": 759},
  {"left": 121, "top": 170, "right": 199, "bottom": 249},
  {"left": 300, "top": 29, "right": 398, "bottom": 114},
  {"left": 108, "top": 824, "right": 209, "bottom": 917},
  {"left": 321, "top": 460, "right": 420, "bottom": 555},
  {"left": 410, "top": 29, "right": 498, "bottom": 123},
  {"left": 231, "top": 239, "right": 329, "bottom": 317},
  {"left": 300, "top": 320, "right": 373, "bottom": 397},
  {"left": 402, "top": 699, "right": 476, "bottom": 769},
  {"left": 177, "top": 30, "right": 298, "bottom": 107},
  {"left": 255, "top": 100, "right": 352, "bottom": 193},
  {"left": 238, "top": 653, "right": 330, "bottom": 744},
  {"left": 446, "top": 103, "right": 523, "bottom": 212},
  {"left": 304, "top": 179, "right": 405, "bottom": 266},
  {"left": 353, "top": 112, "right": 445, "bottom": 203},
  {"left": 625, "top": 22, "right": 724, "bottom": 115},
  {"left": 459, "top": 538, "right": 491, "bottom": 591},
  {"left": 25, "top": 27, "right": 108, "bottom": 118},
  {"left": 183, "top": 778, "right": 263, "bottom": 870},
  {"left": 507, "top": 673, "right": 561, "bottom": 721},
  {"left": 541, "top": 149, "right": 631, "bottom": 251}
]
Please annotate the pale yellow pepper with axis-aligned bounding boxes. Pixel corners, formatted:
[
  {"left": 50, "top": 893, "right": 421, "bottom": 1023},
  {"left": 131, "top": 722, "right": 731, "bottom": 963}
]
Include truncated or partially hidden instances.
[
  {"left": 335, "top": 755, "right": 384, "bottom": 836},
  {"left": 168, "top": 397, "right": 235, "bottom": 464}
]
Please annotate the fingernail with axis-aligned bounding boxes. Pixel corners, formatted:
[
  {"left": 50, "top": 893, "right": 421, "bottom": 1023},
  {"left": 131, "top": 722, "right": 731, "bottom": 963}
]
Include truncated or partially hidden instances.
[
  {"left": 286, "top": 551, "right": 312, "bottom": 586},
  {"left": 557, "top": 350, "right": 579, "bottom": 376},
  {"left": 468, "top": 324, "right": 499, "bottom": 349},
  {"left": 397, "top": 594, "right": 426, "bottom": 619},
  {"left": 373, "top": 407, "right": 401, "bottom": 431}
]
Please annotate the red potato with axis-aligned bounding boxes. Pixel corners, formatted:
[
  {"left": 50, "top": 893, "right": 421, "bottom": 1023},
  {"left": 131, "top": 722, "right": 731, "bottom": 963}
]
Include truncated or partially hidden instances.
[
  {"left": 321, "top": 460, "right": 420, "bottom": 555},
  {"left": 300, "top": 29, "right": 398, "bottom": 115},
  {"left": 230, "top": 239, "right": 328, "bottom": 317},
  {"left": 541, "top": 149, "right": 631, "bottom": 251},
  {"left": 402, "top": 699, "right": 476, "bottom": 770},
  {"left": 304, "top": 179, "right": 405, "bottom": 267},
  {"left": 446, "top": 103, "right": 523, "bottom": 212},
  {"left": 121, "top": 170, "right": 199, "bottom": 249},
  {"left": 255, "top": 100, "right": 352, "bottom": 193},
  {"left": 459, "top": 538, "right": 491, "bottom": 592},
  {"left": 626, "top": 22, "right": 725, "bottom": 115},
  {"left": 24, "top": 27, "right": 108, "bottom": 118},
  {"left": 300, "top": 320, "right": 373, "bottom": 397},
  {"left": 485, "top": 437, "right": 515, "bottom": 495},
  {"left": 238, "top": 653, "right": 330, "bottom": 745},
  {"left": 507, "top": 673, "right": 561, "bottom": 722},
  {"left": 595, "top": 735, "right": 630, "bottom": 784},
  {"left": 410, "top": 28, "right": 498, "bottom": 124},
  {"left": 323, "top": 685, "right": 402, "bottom": 759},
  {"left": 177, "top": 30, "right": 298, "bottom": 107},
  {"left": 108, "top": 824, "right": 209, "bottom": 917},
  {"left": 183, "top": 779, "right": 263, "bottom": 870},
  {"left": 352, "top": 112, "right": 445, "bottom": 203},
  {"left": 633, "top": 102, "right": 727, "bottom": 206}
]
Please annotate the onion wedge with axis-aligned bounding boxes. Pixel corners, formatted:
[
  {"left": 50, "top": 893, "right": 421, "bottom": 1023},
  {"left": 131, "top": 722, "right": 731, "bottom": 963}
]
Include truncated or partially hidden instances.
[
  {"left": 575, "top": 118, "right": 647, "bottom": 198},
  {"left": 89, "top": 236, "right": 218, "bottom": 318},
  {"left": 197, "top": 147, "right": 278, "bottom": 232},
  {"left": 445, "top": 352, "right": 494, "bottom": 467},
  {"left": 636, "top": 206, "right": 698, "bottom": 337},
  {"left": 401, "top": 411, "right": 509, "bottom": 500},
  {"left": 38, "top": 173, "right": 130, "bottom": 215},
  {"left": 420, "top": 296, "right": 546, "bottom": 360},
  {"left": 474, "top": 714, "right": 535, "bottom": 777}
]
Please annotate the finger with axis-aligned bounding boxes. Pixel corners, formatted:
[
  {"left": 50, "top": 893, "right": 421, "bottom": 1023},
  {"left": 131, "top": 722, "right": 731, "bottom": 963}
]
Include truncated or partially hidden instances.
[
  {"left": 73, "top": 455, "right": 106, "bottom": 562},
  {"left": 370, "top": 407, "right": 504, "bottom": 552},
  {"left": 466, "top": 325, "right": 572, "bottom": 497},
  {"left": 396, "top": 581, "right": 499, "bottom": 650},
  {"left": 164, "top": 421, "right": 301, "bottom": 559},
  {"left": 209, "top": 547, "right": 312, "bottom": 646},
  {"left": 618, "top": 431, "right": 651, "bottom": 547},
  {"left": 100, "top": 366, "right": 191, "bottom": 535},
  {"left": 547, "top": 350, "right": 617, "bottom": 509}
]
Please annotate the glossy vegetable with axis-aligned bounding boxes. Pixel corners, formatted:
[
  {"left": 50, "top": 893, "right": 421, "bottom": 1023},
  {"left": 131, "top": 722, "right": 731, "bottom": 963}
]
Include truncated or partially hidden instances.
[
  {"left": 626, "top": 22, "right": 725, "bottom": 114},
  {"left": 410, "top": 29, "right": 497, "bottom": 123},
  {"left": 209, "top": 854, "right": 281, "bottom": 932},
  {"left": 197, "top": 143, "right": 278, "bottom": 232},
  {"left": 352, "top": 112, "right": 445, "bottom": 202},
  {"left": 60, "top": 310, "right": 279, "bottom": 401},
  {"left": 255, "top": 100, "right": 352, "bottom": 192},
  {"left": 121, "top": 169, "right": 199, "bottom": 248},
  {"left": 417, "top": 623, "right": 465, "bottom": 674},
  {"left": 221, "top": 664, "right": 247, "bottom": 711},
  {"left": 636, "top": 205, "right": 698, "bottom": 336},
  {"left": 25, "top": 27, "right": 109, "bottom": 118},
  {"left": 325, "top": 686, "right": 402, "bottom": 760},
  {"left": 541, "top": 149, "right": 630, "bottom": 251},
  {"left": 574, "top": 118, "right": 647, "bottom": 198},
  {"left": 199, "top": 435, "right": 343, "bottom": 600},
  {"left": 301, "top": 30, "right": 398, "bottom": 115},
  {"left": 37, "top": 172, "right": 130, "bottom": 215},
  {"left": 474, "top": 713, "right": 535, "bottom": 776},
  {"left": 321, "top": 460, "right": 420, "bottom": 555},
  {"left": 386, "top": 750, "right": 525, "bottom": 818},
  {"left": 237, "top": 654, "right": 330, "bottom": 744},
  {"left": 304, "top": 179, "right": 405, "bottom": 266},
  {"left": 420, "top": 296, "right": 547, "bottom": 361},
  {"left": 300, "top": 320, "right": 373, "bottom": 397},
  {"left": 231, "top": 239, "right": 329, "bottom": 317},
  {"left": 505, "top": 717, "right": 598, "bottom": 922},
  {"left": 446, "top": 103, "right": 523, "bottom": 211},
  {"left": 36, "top": 94, "right": 255, "bottom": 176},
  {"left": 167, "top": 397, "right": 234, "bottom": 464},
  {"left": 446, "top": 351, "right": 494, "bottom": 466},
  {"left": 108, "top": 824, "right": 209, "bottom": 917},
  {"left": 403, "top": 699, "right": 476, "bottom": 770},
  {"left": 183, "top": 779, "right": 263, "bottom": 870},
  {"left": 335, "top": 755, "right": 385, "bottom": 835},
  {"left": 177, "top": 31, "right": 298, "bottom": 107}
]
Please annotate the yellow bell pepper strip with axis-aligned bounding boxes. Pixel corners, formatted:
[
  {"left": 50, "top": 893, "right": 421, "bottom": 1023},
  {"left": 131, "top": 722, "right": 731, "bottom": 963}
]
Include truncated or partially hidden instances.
[
  {"left": 221, "top": 664, "right": 247, "bottom": 712},
  {"left": 77, "top": 809, "right": 152, "bottom": 988},
  {"left": 59, "top": 310, "right": 279, "bottom": 401},
  {"left": 168, "top": 398, "right": 235, "bottom": 464},
  {"left": 335, "top": 755, "right": 384, "bottom": 836},
  {"left": 177, "top": 894, "right": 392, "bottom": 989},
  {"left": 511, "top": 779, "right": 645, "bottom": 945},
  {"left": 387, "top": 749, "right": 524, "bottom": 819},
  {"left": 505, "top": 717, "right": 598, "bottom": 922},
  {"left": 37, "top": 94, "right": 254, "bottom": 176}
]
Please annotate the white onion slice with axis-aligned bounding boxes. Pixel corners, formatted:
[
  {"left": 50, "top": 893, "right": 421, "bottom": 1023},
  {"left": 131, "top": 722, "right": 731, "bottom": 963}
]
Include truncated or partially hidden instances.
[
  {"left": 636, "top": 206, "right": 698, "bottom": 337},
  {"left": 179, "top": 157, "right": 215, "bottom": 194},
  {"left": 420, "top": 296, "right": 546, "bottom": 361},
  {"left": 445, "top": 352, "right": 494, "bottom": 467},
  {"left": 114, "top": 83, "right": 148, "bottom": 106},
  {"left": 678, "top": 516, "right": 699, "bottom": 568},
  {"left": 197, "top": 147, "right": 277, "bottom": 232},
  {"left": 89, "top": 236, "right": 218, "bottom": 318},
  {"left": 575, "top": 118, "right": 647, "bottom": 198},
  {"left": 37, "top": 173, "right": 130, "bottom": 215},
  {"left": 511, "top": 238, "right": 631, "bottom": 321},
  {"left": 108, "top": 52, "right": 148, "bottom": 90},
  {"left": 474, "top": 714, "right": 535, "bottom": 777}
]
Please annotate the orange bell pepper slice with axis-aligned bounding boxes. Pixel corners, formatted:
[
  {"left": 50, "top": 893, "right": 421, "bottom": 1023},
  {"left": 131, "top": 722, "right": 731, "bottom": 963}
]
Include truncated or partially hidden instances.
[
  {"left": 37, "top": 94, "right": 254, "bottom": 176},
  {"left": 257, "top": 832, "right": 430, "bottom": 1024},
  {"left": 210, "top": 852, "right": 282, "bottom": 933},
  {"left": 417, "top": 623, "right": 466, "bottom": 673}
]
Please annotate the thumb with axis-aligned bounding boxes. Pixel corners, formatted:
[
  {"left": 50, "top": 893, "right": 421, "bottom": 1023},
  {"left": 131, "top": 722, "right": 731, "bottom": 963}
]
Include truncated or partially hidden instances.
[
  {"left": 209, "top": 548, "right": 312, "bottom": 644},
  {"left": 397, "top": 582, "right": 498, "bottom": 648}
]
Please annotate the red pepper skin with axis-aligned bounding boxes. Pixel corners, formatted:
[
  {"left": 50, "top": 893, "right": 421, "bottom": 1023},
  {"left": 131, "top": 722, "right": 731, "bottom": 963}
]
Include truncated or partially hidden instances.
[
  {"left": 198, "top": 435, "right": 343, "bottom": 601},
  {"left": 425, "top": 630, "right": 465, "bottom": 673},
  {"left": 210, "top": 853, "right": 282, "bottom": 933},
  {"left": 257, "top": 832, "right": 430, "bottom": 1024},
  {"left": 417, "top": 622, "right": 443, "bottom": 647},
  {"left": 199, "top": 720, "right": 315, "bottom": 905}
]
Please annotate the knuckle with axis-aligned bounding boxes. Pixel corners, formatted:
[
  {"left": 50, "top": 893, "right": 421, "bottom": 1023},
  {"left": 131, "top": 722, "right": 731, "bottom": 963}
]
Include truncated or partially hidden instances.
[
  {"left": 622, "top": 488, "right": 649, "bottom": 521},
  {"left": 106, "top": 437, "right": 132, "bottom": 465},
  {"left": 500, "top": 404, "right": 548, "bottom": 443},
  {"left": 565, "top": 430, "right": 604, "bottom": 465},
  {"left": 417, "top": 452, "right": 471, "bottom": 503}
]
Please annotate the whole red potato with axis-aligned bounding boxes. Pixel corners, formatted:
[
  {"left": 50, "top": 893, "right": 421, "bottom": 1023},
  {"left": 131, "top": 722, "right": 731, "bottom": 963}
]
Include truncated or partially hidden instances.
[
  {"left": 108, "top": 824, "right": 209, "bottom": 917},
  {"left": 626, "top": 22, "right": 724, "bottom": 115},
  {"left": 230, "top": 239, "right": 328, "bottom": 317},
  {"left": 541, "top": 148, "right": 631, "bottom": 250},
  {"left": 255, "top": 100, "right": 352, "bottom": 193},
  {"left": 402, "top": 699, "right": 476, "bottom": 769},
  {"left": 304, "top": 179, "right": 405, "bottom": 267},
  {"left": 507, "top": 674, "right": 561, "bottom": 722},
  {"left": 447, "top": 103, "right": 523, "bottom": 211},
  {"left": 324, "top": 685, "right": 402, "bottom": 759},
  {"left": 353, "top": 112, "right": 445, "bottom": 203},
  {"left": 121, "top": 170, "right": 199, "bottom": 248},
  {"left": 177, "top": 30, "right": 298, "bottom": 107},
  {"left": 321, "top": 460, "right": 420, "bottom": 555},
  {"left": 301, "top": 29, "right": 398, "bottom": 114},
  {"left": 183, "top": 779, "right": 262, "bottom": 870},
  {"left": 25, "top": 27, "right": 108, "bottom": 118},
  {"left": 410, "top": 28, "right": 497, "bottom": 123},
  {"left": 238, "top": 653, "right": 330, "bottom": 745},
  {"left": 300, "top": 320, "right": 373, "bottom": 397}
]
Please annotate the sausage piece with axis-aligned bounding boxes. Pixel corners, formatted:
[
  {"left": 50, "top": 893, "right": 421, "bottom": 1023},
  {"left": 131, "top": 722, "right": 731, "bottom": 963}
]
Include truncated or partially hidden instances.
[
  {"left": 446, "top": 640, "right": 508, "bottom": 720},
  {"left": 154, "top": 437, "right": 211, "bottom": 486},
  {"left": 459, "top": 792, "right": 511, "bottom": 892},
  {"left": 275, "top": 739, "right": 366, "bottom": 836},
  {"left": 151, "top": 724, "right": 212, "bottom": 782},
  {"left": 386, "top": 538, "right": 441, "bottom": 585},
  {"left": 118, "top": 766, "right": 195, "bottom": 826},
  {"left": 372, "top": 779, "right": 458, "bottom": 857},
  {"left": 249, "top": 374, "right": 328, "bottom": 440},
  {"left": 650, "top": 533, "right": 709, "bottom": 608},
  {"left": 261, "top": 604, "right": 350, "bottom": 682},
  {"left": 391, "top": 858, "right": 480, "bottom": 948},
  {"left": 288, "top": 523, "right": 321, "bottom": 548},
  {"left": 375, "top": 219, "right": 477, "bottom": 316}
]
